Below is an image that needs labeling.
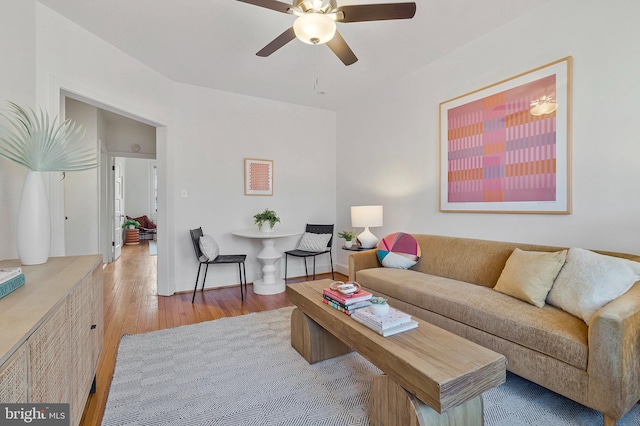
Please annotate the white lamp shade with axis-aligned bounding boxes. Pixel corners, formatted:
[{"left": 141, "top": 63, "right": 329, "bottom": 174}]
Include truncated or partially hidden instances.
[
  {"left": 351, "top": 205, "right": 383, "bottom": 228},
  {"left": 293, "top": 13, "right": 336, "bottom": 45}
]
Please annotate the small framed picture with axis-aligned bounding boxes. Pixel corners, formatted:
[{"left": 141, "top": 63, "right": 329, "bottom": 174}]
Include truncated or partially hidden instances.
[{"left": 244, "top": 158, "right": 273, "bottom": 196}]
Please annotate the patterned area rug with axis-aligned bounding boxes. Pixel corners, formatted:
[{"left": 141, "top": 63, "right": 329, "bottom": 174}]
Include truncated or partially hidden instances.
[{"left": 102, "top": 307, "right": 640, "bottom": 425}]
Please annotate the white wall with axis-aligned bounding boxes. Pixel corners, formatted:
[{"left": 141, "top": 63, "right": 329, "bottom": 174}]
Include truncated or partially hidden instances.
[
  {"left": 0, "top": 0, "right": 36, "bottom": 261},
  {"left": 124, "top": 158, "right": 155, "bottom": 218},
  {"left": 335, "top": 0, "right": 640, "bottom": 273},
  {"left": 16, "top": 0, "right": 630, "bottom": 291},
  {"left": 172, "top": 83, "right": 336, "bottom": 292},
  {"left": 31, "top": 3, "right": 337, "bottom": 295},
  {"left": 35, "top": 3, "right": 174, "bottom": 293},
  {"left": 107, "top": 116, "right": 156, "bottom": 157}
]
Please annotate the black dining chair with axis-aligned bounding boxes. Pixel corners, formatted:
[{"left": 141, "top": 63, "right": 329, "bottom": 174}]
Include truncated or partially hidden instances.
[
  {"left": 189, "top": 227, "right": 247, "bottom": 303},
  {"left": 284, "top": 224, "right": 334, "bottom": 281}
]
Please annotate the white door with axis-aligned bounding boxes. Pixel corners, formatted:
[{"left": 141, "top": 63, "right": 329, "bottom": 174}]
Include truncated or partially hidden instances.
[{"left": 113, "top": 159, "right": 124, "bottom": 261}]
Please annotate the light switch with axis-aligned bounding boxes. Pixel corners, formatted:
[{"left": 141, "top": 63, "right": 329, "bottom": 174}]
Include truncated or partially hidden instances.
[{"left": 180, "top": 189, "right": 188, "bottom": 199}]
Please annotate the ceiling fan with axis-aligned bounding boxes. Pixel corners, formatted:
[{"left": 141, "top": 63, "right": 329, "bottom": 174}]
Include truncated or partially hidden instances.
[{"left": 237, "top": 0, "right": 417, "bottom": 66}]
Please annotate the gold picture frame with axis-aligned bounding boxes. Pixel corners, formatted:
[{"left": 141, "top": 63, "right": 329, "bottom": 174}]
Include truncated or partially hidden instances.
[{"left": 439, "top": 57, "right": 572, "bottom": 214}]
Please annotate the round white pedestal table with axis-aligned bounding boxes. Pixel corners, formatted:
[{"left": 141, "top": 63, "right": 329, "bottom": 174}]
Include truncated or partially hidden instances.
[{"left": 232, "top": 228, "right": 302, "bottom": 295}]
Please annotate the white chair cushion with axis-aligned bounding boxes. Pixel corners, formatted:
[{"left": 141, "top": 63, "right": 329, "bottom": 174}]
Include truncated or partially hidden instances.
[
  {"left": 199, "top": 234, "right": 219, "bottom": 261},
  {"left": 297, "top": 232, "right": 331, "bottom": 252}
]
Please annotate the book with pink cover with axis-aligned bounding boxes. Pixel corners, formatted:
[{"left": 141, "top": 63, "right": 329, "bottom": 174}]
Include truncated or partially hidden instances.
[
  {"left": 322, "top": 294, "right": 371, "bottom": 310},
  {"left": 322, "top": 287, "right": 373, "bottom": 305}
]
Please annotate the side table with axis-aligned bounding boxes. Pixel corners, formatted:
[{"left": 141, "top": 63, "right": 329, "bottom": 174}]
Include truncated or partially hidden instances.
[{"left": 341, "top": 245, "right": 374, "bottom": 252}]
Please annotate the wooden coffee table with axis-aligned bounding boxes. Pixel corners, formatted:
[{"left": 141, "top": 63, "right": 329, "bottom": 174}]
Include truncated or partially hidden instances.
[{"left": 286, "top": 279, "right": 507, "bottom": 426}]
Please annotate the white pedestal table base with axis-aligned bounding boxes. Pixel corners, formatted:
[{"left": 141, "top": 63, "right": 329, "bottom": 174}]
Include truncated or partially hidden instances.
[{"left": 231, "top": 228, "right": 302, "bottom": 295}]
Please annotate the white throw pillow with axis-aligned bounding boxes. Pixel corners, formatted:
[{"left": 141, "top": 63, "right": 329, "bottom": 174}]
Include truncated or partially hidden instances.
[
  {"left": 199, "top": 234, "right": 219, "bottom": 261},
  {"left": 546, "top": 247, "right": 640, "bottom": 324},
  {"left": 297, "top": 232, "right": 331, "bottom": 252},
  {"left": 494, "top": 248, "right": 567, "bottom": 308}
]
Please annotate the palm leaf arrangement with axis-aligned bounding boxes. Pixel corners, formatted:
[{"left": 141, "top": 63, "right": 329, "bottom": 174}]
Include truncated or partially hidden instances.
[{"left": 0, "top": 101, "right": 98, "bottom": 171}]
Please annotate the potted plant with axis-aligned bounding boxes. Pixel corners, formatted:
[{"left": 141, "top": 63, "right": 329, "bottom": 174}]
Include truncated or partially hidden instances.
[
  {"left": 253, "top": 208, "right": 280, "bottom": 232},
  {"left": 122, "top": 219, "right": 141, "bottom": 229},
  {"left": 370, "top": 296, "right": 390, "bottom": 316},
  {"left": 338, "top": 230, "right": 357, "bottom": 248}
]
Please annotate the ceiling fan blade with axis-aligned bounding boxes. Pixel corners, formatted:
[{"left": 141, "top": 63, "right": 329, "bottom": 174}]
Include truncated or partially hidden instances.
[
  {"left": 236, "top": 0, "right": 292, "bottom": 14},
  {"left": 336, "top": 2, "right": 416, "bottom": 23},
  {"left": 326, "top": 30, "right": 358, "bottom": 66},
  {"left": 256, "top": 27, "right": 297, "bottom": 57}
]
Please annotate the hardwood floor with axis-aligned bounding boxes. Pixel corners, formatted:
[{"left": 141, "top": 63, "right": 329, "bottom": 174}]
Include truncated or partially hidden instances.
[{"left": 80, "top": 240, "right": 346, "bottom": 425}]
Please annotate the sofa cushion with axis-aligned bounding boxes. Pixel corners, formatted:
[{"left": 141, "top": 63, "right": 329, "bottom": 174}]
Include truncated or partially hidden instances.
[
  {"left": 377, "top": 232, "right": 421, "bottom": 269},
  {"left": 494, "top": 248, "right": 567, "bottom": 308},
  {"left": 547, "top": 247, "right": 640, "bottom": 325},
  {"left": 357, "top": 267, "right": 588, "bottom": 370}
]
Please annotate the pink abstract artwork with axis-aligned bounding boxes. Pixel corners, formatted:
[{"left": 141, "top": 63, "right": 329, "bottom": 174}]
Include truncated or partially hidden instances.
[
  {"left": 249, "top": 163, "right": 271, "bottom": 191},
  {"left": 245, "top": 158, "right": 273, "bottom": 196},
  {"left": 446, "top": 75, "right": 557, "bottom": 203}
]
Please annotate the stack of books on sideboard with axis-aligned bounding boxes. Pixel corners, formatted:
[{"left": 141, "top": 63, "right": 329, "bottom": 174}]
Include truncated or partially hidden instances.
[
  {"left": 352, "top": 306, "right": 419, "bottom": 337},
  {"left": 322, "top": 286, "right": 372, "bottom": 315},
  {"left": 0, "top": 267, "right": 25, "bottom": 299}
]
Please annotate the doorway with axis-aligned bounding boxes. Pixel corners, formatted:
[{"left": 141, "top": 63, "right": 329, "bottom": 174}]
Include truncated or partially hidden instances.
[
  {"left": 62, "top": 96, "right": 158, "bottom": 274},
  {"left": 54, "top": 85, "right": 171, "bottom": 296},
  {"left": 112, "top": 156, "right": 158, "bottom": 262}
]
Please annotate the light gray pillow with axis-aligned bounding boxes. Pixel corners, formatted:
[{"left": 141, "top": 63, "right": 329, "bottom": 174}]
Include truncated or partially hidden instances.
[
  {"left": 199, "top": 234, "right": 219, "bottom": 261},
  {"left": 297, "top": 232, "right": 331, "bottom": 252},
  {"left": 546, "top": 247, "right": 640, "bottom": 324}
]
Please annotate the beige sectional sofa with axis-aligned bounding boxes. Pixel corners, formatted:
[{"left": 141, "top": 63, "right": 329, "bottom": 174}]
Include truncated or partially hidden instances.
[{"left": 348, "top": 234, "right": 640, "bottom": 425}]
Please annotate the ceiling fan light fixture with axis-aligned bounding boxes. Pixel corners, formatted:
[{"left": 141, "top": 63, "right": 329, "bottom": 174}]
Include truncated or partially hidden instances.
[{"left": 293, "top": 13, "right": 336, "bottom": 45}]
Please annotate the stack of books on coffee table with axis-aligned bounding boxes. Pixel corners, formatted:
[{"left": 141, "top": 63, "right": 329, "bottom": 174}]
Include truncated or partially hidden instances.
[
  {"left": 352, "top": 306, "right": 418, "bottom": 337},
  {"left": 0, "top": 267, "right": 25, "bottom": 299},
  {"left": 322, "top": 287, "right": 372, "bottom": 315}
]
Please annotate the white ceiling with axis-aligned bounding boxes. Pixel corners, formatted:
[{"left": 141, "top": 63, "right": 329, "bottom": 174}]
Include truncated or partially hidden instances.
[{"left": 37, "top": 0, "right": 547, "bottom": 111}]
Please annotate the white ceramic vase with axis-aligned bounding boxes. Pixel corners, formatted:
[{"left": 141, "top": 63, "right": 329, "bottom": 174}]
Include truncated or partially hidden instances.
[
  {"left": 17, "top": 171, "right": 51, "bottom": 265},
  {"left": 345, "top": 240, "right": 353, "bottom": 249},
  {"left": 259, "top": 223, "right": 273, "bottom": 233},
  {"left": 371, "top": 303, "right": 389, "bottom": 316}
]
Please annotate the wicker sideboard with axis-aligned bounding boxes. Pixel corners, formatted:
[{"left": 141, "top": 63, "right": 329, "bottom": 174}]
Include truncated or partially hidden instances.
[{"left": 0, "top": 255, "right": 103, "bottom": 426}]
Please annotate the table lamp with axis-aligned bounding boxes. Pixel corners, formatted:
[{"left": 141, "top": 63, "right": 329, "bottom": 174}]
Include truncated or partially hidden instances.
[{"left": 351, "top": 205, "right": 383, "bottom": 249}]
